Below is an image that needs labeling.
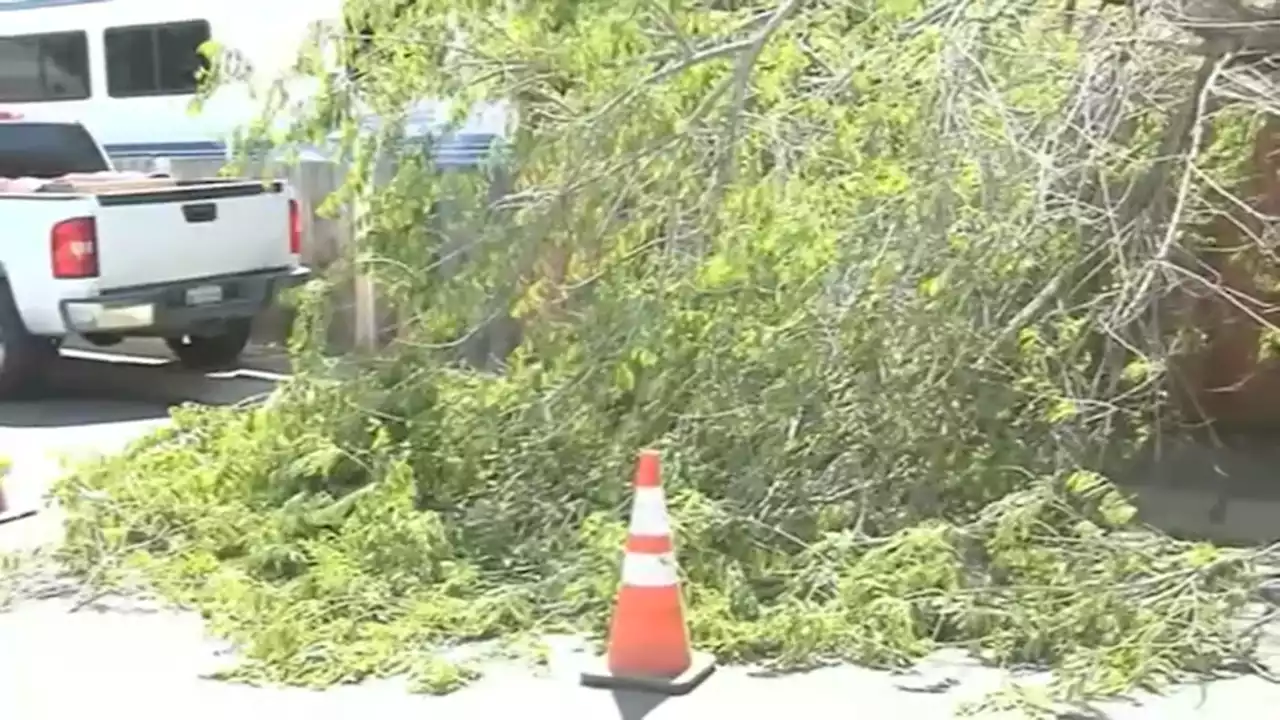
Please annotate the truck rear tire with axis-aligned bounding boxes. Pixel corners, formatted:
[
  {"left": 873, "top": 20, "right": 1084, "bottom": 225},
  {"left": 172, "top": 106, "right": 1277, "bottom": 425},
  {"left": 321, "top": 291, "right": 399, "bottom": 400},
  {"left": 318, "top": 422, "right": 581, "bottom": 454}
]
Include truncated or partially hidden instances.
[
  {"left": 0, "top": 280, "right": 57, "bottom": 398},
  {"left": 165, "top": 320, "right": 252, "bottom": 370}
]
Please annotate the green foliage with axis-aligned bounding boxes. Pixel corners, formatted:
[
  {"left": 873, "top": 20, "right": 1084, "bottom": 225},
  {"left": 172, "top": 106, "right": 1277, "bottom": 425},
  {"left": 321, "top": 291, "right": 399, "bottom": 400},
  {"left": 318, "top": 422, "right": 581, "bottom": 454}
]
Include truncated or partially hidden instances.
[
  {"left": 53, "top": 396, "right": 1254, "bottom": 701},
  {"left": 51, "top": 0, "right": 1268, "bottom": 713}
]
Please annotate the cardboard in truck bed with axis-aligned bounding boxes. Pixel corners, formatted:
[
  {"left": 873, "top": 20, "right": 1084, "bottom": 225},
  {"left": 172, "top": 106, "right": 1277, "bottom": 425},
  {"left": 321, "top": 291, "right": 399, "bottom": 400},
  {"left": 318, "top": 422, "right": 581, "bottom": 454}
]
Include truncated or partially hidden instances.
[
  {"left": 39, "top": 172, "right": 178, "bottom": 194},
  {"left": 0, "top": 171, "right": 179, "bottom": 195}
]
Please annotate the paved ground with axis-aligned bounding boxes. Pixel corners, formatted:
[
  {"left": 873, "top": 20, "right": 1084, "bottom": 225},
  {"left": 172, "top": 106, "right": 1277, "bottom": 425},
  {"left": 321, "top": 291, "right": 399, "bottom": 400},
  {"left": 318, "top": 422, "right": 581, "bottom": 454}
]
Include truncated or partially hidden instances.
[
  {"left": 2, "top": 342, "right": 1280, "bottom": 719},
  {"left": 0, "top": 338, "right": 284, "bottom": 552}
]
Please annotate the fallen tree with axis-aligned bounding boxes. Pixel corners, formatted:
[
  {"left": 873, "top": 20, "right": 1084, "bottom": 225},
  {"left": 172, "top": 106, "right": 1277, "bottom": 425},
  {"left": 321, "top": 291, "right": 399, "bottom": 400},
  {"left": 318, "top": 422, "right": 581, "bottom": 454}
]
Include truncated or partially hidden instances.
[{"left": 49, "top": 0, "right": 1280, "bottom": 715}]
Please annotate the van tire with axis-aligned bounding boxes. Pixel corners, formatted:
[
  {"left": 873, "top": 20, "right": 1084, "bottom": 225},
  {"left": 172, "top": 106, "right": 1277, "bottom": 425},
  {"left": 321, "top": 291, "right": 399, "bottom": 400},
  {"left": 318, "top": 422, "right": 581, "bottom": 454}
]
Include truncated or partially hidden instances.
[
  {"left": 165, "top": 319, "right": 252, "bottom": 370},
  {"left": 0, "top": 280, "right": 57, "bottom": 399}
]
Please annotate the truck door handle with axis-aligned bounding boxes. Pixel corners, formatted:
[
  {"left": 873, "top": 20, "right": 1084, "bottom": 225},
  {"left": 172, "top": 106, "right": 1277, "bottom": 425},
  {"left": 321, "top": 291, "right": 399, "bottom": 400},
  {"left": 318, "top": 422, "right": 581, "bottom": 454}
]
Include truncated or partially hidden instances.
[{"left": 181, "top": 202, "right": 218, "bottom": 223}]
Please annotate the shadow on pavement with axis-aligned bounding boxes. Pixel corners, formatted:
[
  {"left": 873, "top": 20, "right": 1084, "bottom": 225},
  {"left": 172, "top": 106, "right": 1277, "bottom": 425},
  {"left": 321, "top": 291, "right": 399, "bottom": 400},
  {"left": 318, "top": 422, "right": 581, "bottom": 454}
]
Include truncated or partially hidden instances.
[
  {"left": 610, "top": 690, "right": 669, "bottom": 720},
  {"left": 0, "top": 398, "right": 171, "bottom": 429},
  {"left": 42, "top": 348, "right": 283, "bottom": 411},
  {"left": 1119, "top": 430, "right": 1280, "bottom": 546},
  {"left": 0, "top": 347, "right": 283, "bottom": 431}
]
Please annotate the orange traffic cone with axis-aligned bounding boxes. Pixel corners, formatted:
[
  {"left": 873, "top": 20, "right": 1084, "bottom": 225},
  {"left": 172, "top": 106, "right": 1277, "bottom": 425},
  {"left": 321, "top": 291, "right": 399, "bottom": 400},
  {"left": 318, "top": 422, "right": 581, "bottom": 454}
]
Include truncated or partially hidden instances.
[{"left": 580, "top": 449, "right": 716, "bottom": 695}]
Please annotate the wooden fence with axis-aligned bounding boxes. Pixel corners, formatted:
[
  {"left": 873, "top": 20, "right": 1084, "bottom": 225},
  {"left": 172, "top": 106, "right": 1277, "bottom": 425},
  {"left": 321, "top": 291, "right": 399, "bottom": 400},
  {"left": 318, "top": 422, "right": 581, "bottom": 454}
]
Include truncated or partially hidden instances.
[{"left": 1169, "top": 118, "right": 1280, "bottom": 428}]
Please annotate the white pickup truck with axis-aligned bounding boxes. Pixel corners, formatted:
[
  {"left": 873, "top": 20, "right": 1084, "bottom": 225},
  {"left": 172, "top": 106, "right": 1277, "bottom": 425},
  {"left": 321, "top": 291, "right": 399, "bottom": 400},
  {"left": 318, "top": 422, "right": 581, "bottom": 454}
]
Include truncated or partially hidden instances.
[{"left": 0, "top": 116, "right": 310, "bottom": 396}]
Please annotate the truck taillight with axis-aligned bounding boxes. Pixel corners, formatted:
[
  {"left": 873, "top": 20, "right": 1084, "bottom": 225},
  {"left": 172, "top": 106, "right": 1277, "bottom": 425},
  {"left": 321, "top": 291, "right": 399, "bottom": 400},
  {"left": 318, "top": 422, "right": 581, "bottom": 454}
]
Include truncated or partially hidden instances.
[
  {"left": 288, "top": 199, "right": 302, "bottom": 255},
  {"left": 51, "top": 217, "right": 99, "bottom": 279}
]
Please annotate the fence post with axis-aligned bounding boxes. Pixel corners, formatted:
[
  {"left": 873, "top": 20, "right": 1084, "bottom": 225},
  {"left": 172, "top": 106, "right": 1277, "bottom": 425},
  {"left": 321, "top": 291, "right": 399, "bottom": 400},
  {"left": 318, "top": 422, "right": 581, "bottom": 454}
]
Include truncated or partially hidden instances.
[
  {"left": 350, "top": 152, "right": 395, "bottom": 352},
  {"left": 353, "top": 275, "right": 379, "bottom": 351}
]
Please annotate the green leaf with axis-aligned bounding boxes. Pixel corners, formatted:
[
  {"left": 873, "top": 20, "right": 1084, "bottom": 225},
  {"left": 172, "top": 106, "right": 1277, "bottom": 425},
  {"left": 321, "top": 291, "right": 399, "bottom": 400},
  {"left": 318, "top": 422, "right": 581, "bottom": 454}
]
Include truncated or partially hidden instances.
[
  {"left": 1046, "top": 398, "right": 1078, "bottom": 423},
  {"left": 613, "top": 362, "right": 636, "bottom": 392},
  {"left": 919, "top": 275, "right": 945, "bottom": 298}
]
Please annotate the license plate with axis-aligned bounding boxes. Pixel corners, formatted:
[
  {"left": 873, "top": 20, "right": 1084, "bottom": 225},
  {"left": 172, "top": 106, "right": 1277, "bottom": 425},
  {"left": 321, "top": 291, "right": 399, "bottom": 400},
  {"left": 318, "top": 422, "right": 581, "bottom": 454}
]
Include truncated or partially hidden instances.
[{"left": 185, "top": 284, "right": 223, "bottom": 306}]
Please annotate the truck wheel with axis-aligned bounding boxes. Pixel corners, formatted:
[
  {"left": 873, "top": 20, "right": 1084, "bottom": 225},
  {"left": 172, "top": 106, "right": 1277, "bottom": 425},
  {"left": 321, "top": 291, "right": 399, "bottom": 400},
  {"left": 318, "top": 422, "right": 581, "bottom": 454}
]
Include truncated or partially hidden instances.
[
  {"left": 165, "top": 320, "right": 252, "bottom": 370},
  {"left": 0, "top": 280, "right": 57, "bottom": 398}
]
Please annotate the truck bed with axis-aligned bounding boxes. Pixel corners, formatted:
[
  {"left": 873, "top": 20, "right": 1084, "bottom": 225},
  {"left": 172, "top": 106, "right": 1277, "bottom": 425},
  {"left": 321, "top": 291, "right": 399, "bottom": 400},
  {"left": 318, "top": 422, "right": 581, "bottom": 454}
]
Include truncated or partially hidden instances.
[
  {"left": 0, "top": 174, "right": 279, "bottom": 197},
  {"left": 0, "top": 176, "right": 296, "bottom": 290},
  {"left": 0, "top": 119, "right": 306, "bottom": 341}
]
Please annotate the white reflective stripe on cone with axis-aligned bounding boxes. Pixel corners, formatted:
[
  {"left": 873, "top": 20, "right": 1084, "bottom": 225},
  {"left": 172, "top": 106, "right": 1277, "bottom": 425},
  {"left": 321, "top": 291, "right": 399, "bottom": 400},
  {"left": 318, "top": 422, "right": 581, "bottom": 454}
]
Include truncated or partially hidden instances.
[
  {"left": 628, "top": 486, "right": 672, "bottom": 537},
  {"left": 620, "top": 551, "right": 679, "bottom": 587}
]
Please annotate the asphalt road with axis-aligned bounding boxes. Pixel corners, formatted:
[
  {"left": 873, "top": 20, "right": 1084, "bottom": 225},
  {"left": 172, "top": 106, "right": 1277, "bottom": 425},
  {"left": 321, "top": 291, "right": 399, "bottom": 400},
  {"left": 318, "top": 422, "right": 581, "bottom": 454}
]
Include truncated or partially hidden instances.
[
  {"left": 0, "top": 339, "right": 283, "bottom": 551},
  {"left": 1, "top": 344, "right": 1279, "bottom": 719}
]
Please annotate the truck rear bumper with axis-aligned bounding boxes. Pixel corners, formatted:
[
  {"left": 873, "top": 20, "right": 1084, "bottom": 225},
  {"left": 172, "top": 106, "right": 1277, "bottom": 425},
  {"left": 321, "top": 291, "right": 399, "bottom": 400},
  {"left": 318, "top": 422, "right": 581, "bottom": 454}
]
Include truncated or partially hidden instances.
[{"left": 59, "top": 266, "right": 312, "bottom": 336}]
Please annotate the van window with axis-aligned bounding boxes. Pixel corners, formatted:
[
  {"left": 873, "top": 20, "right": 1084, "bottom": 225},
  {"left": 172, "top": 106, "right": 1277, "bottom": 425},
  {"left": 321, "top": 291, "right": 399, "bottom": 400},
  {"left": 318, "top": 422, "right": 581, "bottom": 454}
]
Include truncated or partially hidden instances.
[
  {"left": 104, "top": 20, "right": 211, "bottom": 98},
  {"left": 0, "top": 32, "right": 91, "bottom": 103}
]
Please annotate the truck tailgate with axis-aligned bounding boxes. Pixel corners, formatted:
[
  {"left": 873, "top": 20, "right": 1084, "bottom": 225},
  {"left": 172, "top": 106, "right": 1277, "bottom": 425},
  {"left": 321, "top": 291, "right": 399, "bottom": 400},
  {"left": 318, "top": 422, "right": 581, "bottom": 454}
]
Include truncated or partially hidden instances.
[{"left": 91, "top": 180, "right": 295, "bottom": 289}]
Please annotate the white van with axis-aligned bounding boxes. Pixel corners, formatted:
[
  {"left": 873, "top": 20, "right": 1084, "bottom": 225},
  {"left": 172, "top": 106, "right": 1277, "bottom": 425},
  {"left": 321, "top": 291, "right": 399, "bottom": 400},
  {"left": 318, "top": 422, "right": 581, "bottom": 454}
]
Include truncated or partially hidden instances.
[{"left": 0, "top": 0, "right": 508, "bottom": 165}]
